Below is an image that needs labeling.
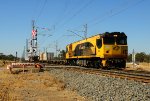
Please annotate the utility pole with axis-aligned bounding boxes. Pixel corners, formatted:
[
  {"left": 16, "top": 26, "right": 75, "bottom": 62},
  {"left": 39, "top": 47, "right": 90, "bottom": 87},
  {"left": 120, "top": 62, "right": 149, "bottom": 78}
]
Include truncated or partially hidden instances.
[
  {"left": 26, "top": 39, "right": 28, "bottom": 60},
  {"left": 148, "top": 54, "right": 150, "bottom": 67},
  {"left": 55, "top": 41, "right": 58, "bottom": 58},
  {"left": 132, "top": 49, "right": 135, "bottom": 67},
  {"left": 67, "top": 30, "right": 84, "bottom": 39},
  {"left": 83, "top": 24, "right": 87, "bottom": 39},
  {"left": 21, "top": 46, "right": 25, "bottom": 62},
  {"left": 15, "top": 51, "right": 17, "bottom": 62},
  {"left": 27, "top": 20, "right": 38, "bottom": 62},
  {"left": 67, "top": 24, "right": 88, "bottom": 40}
]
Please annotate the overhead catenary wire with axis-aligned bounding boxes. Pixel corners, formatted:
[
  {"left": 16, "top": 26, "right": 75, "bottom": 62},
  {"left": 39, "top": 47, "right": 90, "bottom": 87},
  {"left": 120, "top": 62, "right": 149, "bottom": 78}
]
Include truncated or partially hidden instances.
[
  {"left": 70, "top": 0, "right": 146, "bottom": 31},
  {"left": 39, "top": 0, "right": 70, "bottom": 48},
  {"left": 53, "top": 0, "right": 70, "bottom": 28},
  {"left": 55, "top": 0, "right": 147, "bottom": 51},
  {"left": 36, "top": 0, "right": 47, "bottom": 23},
  {"left": 33, "top": 0, "right": 147, "bottom": 53},
  {"left": 27, "top": 0, "right": 48, "bottom": 52},
  {"left": 49, "top": 0, "right": 95, "bottom": 44},
  {"left": 48, "top": 0, "right": 94, "bottom": 46},
  {"left": 58, "top": 0, "right": 132, "bottom": 39},
  {"left": 54, "top": 0, "right": 94, "bottom": 34},
  {"left": 59, "top": 0, "right": 93, "bottom": 26},
  {"left": 89, "top": 0, "right": 146, "bottom": 27}
]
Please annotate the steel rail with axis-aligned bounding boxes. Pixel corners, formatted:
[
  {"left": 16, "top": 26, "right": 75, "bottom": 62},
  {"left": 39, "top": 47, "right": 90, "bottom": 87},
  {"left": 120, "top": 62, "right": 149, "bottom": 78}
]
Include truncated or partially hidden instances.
[{"left": 45, "top": 65, "right": 150, "bottom": 83}]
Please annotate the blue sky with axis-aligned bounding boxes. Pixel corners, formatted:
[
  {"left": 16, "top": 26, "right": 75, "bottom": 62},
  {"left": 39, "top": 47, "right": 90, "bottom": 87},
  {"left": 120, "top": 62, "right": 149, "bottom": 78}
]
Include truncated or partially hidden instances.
[{"left": 0, "top": 0, "right": 150, "bottom": 57}]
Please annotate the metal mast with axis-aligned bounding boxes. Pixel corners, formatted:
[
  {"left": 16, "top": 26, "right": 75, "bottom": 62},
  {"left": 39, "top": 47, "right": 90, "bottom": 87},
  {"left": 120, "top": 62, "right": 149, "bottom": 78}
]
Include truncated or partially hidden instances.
[
  {"left": 83, "top": 24, "right": 87, "bottom": 39},
  {"left": 132, "top": 49, "right": 135, "bottom": 67},
  {"left": 28, "top": 20, "right": 38, "bottom": 62}
]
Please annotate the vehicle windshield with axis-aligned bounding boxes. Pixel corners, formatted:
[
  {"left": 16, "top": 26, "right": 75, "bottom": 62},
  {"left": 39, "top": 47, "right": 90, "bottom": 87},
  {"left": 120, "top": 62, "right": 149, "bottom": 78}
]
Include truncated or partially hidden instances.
[
  {"left": 103, "top": 37, "right": 115, "bottom": 44},
  {"left": 116, "top": 37, "right": 127, "bottom": 45},
  {"left": 103, "top": 37, "right": 127, "bottom": 45}
]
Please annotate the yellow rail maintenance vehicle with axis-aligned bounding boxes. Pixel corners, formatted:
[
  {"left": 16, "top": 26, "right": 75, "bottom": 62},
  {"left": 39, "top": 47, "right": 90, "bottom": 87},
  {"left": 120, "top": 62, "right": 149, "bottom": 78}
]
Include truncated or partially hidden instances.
[{"left": 66, "top": 32, "right": 128, "bottom": 69}]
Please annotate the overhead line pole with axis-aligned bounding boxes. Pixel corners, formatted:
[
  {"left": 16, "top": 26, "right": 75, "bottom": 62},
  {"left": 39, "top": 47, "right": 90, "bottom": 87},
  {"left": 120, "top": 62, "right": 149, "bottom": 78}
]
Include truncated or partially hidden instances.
[
  {"left": 28, "top": 20, "right": 38, "bottom": 62},
  {"left": 67, "top": 30, "right": 85, "bottom": 39},
  {"left": 84, "top": 24, "right": 87, "bottom": 39}
]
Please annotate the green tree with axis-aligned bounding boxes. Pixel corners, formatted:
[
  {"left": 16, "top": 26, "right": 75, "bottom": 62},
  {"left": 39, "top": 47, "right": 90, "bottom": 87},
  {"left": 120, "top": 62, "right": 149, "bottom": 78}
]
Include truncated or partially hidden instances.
[
  {"left": 135, "top": 52, "right": 146, "bottom": 62},
  {"left": 7, "top": 54, "right": 15, "bottom": 60},
  {"left": 144, "top": 54, "right": 150, "bottom": 63},
  {"left": 127, "top": 53, "right": 132, "bottom": 62},
  {"left": 127, "top": 52, "right": 150, "bottom": 63},
  {"left": 0, "top": 54, "right": 7, "bottom": 60},
  {"left": 0, "top": 53, "right": 16, "bottom": 61}
]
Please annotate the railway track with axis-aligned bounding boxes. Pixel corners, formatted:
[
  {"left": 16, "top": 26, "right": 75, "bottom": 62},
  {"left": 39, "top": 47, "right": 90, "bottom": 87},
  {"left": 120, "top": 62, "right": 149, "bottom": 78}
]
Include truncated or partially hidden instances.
[{"left": 45, "top": 65, "right": 150, "bottom": 83}]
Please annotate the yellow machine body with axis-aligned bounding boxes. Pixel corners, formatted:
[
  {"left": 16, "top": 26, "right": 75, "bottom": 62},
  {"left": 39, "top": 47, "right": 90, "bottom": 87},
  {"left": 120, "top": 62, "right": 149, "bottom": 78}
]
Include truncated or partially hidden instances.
[{"left": 66, "top": 32, "right": 128, "bottom": 68}]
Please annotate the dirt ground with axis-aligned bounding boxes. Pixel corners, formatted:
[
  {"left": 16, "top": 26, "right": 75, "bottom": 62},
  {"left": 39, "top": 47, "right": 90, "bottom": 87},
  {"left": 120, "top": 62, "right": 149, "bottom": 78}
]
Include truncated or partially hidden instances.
[
  {"left": 126, "top": 62, "right": 150, "bottom": 72},
  {"left": 0, "top": 61, "right": 149, "bottom": 101},
  {"left": 0, "top": 67, "right": 86, "bottom": 101}
]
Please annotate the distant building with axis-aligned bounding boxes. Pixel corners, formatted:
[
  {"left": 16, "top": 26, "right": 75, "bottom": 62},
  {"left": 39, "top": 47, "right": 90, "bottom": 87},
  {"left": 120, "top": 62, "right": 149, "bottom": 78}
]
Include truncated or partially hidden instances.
[{"left": 39, "top": 52, "right": 54, "bottom": 61}]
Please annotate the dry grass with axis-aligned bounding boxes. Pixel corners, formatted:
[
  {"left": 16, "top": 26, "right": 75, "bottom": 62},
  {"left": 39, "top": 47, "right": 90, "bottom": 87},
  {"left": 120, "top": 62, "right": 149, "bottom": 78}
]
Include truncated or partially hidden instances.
[
  {"left": 0, "top": 71, "right": 63, "bottom": 100},
  {"left": 0, "top": 71, "right": 13, "bottom": 100},
  {"left": 126, "top": 62, "right": 150, "bottom": 72},
  {"left": 0, "top": 70, "right": 85, "bottom": 101}
]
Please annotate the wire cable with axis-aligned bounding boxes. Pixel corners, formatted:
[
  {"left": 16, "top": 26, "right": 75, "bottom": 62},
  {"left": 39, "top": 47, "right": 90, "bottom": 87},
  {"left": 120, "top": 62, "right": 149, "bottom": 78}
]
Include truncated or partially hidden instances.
[
  {"left": 54, "top": 0, "right": 94, "bottom": 34},
  {"left": 36, "top": 0, "right": 47, "bottom": 22},
  {"left": 89, "top": 0, "right": 146, "bottom": 27}
]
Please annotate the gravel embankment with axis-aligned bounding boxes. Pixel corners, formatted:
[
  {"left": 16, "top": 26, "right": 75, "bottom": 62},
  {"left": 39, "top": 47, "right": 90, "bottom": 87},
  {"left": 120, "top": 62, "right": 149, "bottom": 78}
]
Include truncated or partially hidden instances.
[{"left": 47, "top": 68, "right": 150, "bottom": 101}]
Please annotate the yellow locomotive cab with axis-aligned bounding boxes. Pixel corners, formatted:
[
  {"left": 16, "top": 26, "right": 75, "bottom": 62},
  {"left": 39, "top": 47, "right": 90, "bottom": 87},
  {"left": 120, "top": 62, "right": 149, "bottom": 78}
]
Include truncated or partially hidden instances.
[{"left": 66, "top": 32, "right": 128, "bottom": 68}]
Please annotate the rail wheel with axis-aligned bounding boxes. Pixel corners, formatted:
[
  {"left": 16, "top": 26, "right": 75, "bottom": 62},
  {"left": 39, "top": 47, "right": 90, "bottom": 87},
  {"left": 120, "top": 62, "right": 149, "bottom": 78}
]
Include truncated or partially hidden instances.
[{"left": 121, "top": 60, "right": 126, "bottom": 68}]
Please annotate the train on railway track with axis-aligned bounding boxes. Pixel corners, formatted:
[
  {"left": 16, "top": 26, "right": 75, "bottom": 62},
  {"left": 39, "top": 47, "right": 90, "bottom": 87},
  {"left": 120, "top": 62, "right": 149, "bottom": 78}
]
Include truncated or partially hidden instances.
[
  {"left": 38, "top": 32, "right": 128, "bottom": 69},
  {"left": 65, "top": 32, "right": 128, "bottom": 68}
]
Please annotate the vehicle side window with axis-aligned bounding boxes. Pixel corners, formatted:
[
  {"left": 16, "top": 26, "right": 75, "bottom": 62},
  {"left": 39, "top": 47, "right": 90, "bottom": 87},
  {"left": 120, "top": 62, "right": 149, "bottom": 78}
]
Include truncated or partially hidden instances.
[
  {"left": 84, "top": 42, "right": 93, "bottom": 48},
  {"left": 96, "top": 39, "right": 102, "bottom": 48}
]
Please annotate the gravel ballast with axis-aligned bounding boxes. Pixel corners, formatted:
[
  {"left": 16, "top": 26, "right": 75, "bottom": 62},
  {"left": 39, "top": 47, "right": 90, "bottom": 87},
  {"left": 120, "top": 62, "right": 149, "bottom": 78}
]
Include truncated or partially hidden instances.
[{"left": 47, "top": 68, "right": 150, "bottom": 101}]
